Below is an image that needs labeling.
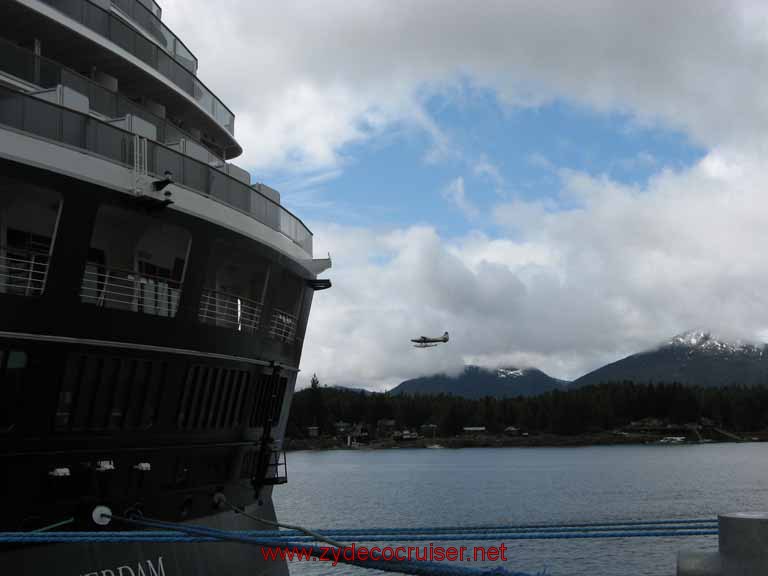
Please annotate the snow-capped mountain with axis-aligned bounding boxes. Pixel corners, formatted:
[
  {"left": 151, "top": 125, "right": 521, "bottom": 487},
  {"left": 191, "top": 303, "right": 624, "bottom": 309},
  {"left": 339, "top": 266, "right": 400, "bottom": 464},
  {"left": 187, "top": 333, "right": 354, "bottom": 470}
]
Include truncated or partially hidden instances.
[
  {"left": 496, "top": 368, "right": 526, "bottom": 378},
  {"left": 666, "top": 330, "right": 764, "bottom": 355},
  {"left": 574, "top": 330, "right": 768, "bottom": 388},
  {"left": 390, "top": 366, "right": 568, "bottom": 399}
]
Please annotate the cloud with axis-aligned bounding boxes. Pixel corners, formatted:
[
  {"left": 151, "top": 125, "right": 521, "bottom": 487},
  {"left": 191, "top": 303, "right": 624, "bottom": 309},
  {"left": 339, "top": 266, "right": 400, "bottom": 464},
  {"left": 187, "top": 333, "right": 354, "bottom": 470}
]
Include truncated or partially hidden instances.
[
  {"left": 473, "top": 157, "right": 504, "bottom": 187},
  {"left": 163, "top": 1, "right": 768, "bottom": 171},
  {"left": 441, "top": 177, "right": 479, "bottom": 220},
  {"left": 302, "top": 147, "right": 768, "bottom": 388}
]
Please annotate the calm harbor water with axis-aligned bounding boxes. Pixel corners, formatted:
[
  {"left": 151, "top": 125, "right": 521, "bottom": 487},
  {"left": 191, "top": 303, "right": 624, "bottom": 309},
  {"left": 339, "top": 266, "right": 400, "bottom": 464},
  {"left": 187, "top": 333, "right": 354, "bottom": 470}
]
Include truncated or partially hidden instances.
[{"left": 274, "top": 443, "right": 768, "bottom": 576}]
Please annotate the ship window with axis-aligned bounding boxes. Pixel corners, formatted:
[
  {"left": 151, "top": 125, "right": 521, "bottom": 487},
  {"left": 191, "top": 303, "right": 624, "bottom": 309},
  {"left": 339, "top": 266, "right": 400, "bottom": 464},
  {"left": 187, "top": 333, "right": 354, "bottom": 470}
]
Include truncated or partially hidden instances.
[
  {"left": 83, "top": 205, "right": 190, "bottom": 317},
  {"left": 0, "top": 179, "right": 61, "bottom": 297},
  {"left": 199, "top": 242, "right": 270, "bottom": 333},
  {"left": 272, "top": 268, "right": 303, "bottom": 313},
  {"left": 0, "top": 350, "right": 27, "bottom": 431}
]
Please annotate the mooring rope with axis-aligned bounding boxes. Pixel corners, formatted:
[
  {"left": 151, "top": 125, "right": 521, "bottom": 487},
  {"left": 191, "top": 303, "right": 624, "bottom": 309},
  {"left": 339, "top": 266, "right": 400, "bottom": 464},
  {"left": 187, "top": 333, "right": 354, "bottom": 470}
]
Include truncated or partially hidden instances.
[{"left": 0, "top": 512, "right": 719, "bottom": 576}]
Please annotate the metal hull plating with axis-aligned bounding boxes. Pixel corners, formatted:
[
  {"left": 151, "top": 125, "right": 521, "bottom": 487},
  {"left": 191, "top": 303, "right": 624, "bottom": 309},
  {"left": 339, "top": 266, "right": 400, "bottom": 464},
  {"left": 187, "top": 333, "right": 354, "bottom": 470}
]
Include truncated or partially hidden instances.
[
  {"left": 0, "top": 157, "right": 314, "bottom": 574},
  {"left": 1, "top": 500, "right": 289, "bottom": 576}
]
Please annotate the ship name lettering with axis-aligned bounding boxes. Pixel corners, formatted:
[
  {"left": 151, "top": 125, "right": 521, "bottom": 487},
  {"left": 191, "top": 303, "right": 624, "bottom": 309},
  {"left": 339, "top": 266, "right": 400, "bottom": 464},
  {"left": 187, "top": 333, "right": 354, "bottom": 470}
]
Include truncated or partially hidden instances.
[{"left": 80, "top": 556, "right": 166, "bottom": 576}]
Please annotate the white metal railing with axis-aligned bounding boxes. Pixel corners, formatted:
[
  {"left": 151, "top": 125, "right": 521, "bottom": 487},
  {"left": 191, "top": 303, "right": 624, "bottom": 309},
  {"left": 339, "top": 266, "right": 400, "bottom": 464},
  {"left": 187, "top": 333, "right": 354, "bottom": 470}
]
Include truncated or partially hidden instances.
[
  {"left": 80, "top": 263, "right": 180, "bottom": 317},
  {"left": 198, "top": 289, "right": 263, "bottom": 333},
  {"left": 0, "top": 251, "right": 49, "bottom": 296},
  {"left": 269, "top": 308, "right": 298, "bottom": 342}
]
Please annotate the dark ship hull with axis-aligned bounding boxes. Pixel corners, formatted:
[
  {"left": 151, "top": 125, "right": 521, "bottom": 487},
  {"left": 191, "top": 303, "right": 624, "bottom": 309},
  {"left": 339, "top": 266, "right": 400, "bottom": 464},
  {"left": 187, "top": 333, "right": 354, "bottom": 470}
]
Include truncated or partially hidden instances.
[
  {"left": 0, "top": 1, "right": 328, "bottom": 573},
  {"left": 1, "top": 498, "right": 289, "bottom": 576}
]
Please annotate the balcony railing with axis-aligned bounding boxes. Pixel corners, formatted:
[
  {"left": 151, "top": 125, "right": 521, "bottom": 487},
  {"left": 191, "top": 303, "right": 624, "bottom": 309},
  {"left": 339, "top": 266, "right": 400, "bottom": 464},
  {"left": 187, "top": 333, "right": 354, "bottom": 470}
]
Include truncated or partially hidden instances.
[
  {"left": 0, "top": 36, "right": 224, "bottom": 160},
  {"left": 269, "top": 309, "right": 298, "bottom": 342},
  {"left": 0, "top": 86, "right": 313, "bottom": 254},
  {"left": 80, "top": 263, "right": 181, "bottom": 317},
  {"left": 111, "top": 0, "right": 194, "bottom": 72},
  {"left": 198, "top": 289, "right": 263, "bottom": 333},
  {"left": 136, "top": 0, "right": 161, "bottom": 19},
  {"left": 0, "top": 250, "right": 49, "bottom": 297},
  {"left": 36, "top": 0, "right": 234, "bottom": 135}
]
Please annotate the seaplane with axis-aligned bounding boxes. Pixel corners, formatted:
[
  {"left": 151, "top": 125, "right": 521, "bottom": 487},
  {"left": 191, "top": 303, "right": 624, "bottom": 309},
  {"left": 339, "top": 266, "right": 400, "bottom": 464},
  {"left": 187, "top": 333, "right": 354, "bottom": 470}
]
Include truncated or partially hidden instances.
[{"left": 411, "top": 331, "right": 449, "bottom": 348}]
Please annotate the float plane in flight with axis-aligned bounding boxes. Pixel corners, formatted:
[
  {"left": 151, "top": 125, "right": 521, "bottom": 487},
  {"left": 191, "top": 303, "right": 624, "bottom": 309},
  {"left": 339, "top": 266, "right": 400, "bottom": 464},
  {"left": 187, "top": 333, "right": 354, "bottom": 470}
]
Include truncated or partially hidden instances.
[{"left": 411, "top": 331, "right": 449, "bottom": 348}]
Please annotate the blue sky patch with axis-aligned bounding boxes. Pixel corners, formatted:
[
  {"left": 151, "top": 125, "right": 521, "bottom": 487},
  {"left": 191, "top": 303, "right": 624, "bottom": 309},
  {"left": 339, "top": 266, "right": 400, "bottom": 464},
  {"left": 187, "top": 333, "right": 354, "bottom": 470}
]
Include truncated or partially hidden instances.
[{"left": 265, "top": 90, "right": 704, "bottom": 239}]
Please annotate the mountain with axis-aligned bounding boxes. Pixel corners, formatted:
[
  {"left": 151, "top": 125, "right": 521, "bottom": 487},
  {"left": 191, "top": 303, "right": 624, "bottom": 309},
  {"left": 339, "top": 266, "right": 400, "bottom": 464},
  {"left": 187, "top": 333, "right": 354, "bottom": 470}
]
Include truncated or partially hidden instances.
[
  {"left": 574, "top": 330, "right": 768, "bottom": 388},
  {"left": 390, "top": 365, "right": 569, "bottom": 399}
]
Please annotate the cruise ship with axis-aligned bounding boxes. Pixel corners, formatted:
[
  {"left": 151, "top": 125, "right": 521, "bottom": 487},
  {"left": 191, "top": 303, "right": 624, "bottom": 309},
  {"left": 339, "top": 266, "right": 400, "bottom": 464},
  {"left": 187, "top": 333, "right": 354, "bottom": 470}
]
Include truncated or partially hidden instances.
[{"left": 0, "top": 0, "right": 330, "bottom": 574}]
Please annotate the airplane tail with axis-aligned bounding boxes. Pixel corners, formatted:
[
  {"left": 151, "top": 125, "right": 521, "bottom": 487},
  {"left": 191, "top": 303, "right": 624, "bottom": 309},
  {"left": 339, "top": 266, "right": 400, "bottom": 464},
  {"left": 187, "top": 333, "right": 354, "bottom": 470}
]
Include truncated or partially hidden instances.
[{"left": 443, "top": 331, "right": 449, "bottom": 342}]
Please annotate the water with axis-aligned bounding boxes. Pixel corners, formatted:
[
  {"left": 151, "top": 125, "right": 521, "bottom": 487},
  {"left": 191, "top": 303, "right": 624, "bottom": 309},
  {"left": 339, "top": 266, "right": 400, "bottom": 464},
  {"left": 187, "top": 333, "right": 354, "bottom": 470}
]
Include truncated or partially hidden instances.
[{"left": 274, "top": 443, "right": 768, "bottom": 576}]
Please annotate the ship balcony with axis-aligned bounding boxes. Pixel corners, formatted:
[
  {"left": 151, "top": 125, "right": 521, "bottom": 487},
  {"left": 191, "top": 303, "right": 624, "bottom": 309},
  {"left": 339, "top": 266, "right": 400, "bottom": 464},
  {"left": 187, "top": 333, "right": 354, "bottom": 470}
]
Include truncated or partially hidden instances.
[
  {"left": 0, "top": 249, "right": 49, "bottom": 297},
  {"left": 0, "top": 85, "right": 313, "bottom": 255},
  {"left": 110, "top": 0, "right": 197, "bottom": 74},
  {"left": 0, "top": 36, "right": 225, "bottom": 161},
  {"left": 80, "top": 264, "right": 181, "bottom": 317},
  {"left": 198, "top": 289, "right": 264, "bottom": 334},
  {"left": 5, "top": 0, "right": 237, "bottom": 155},
  {"left": 269, "top": 309, "right": 298, "bottom": 343}
]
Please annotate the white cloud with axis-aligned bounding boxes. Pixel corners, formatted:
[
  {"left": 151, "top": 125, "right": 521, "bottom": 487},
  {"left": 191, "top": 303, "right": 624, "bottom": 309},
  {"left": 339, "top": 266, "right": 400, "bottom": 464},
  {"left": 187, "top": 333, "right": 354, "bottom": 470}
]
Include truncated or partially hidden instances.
[
  {"left": 441, "top": 177, "right": 478, "bottom": 220},
  {"left": 473, "top": 157, "right": 504, "bottom": 187},
  {"left": 302, "top": 147, "right": 768, "bottom": 388},
  {"left": 163, "top": 1, "right": 768, "bottom": 171}
]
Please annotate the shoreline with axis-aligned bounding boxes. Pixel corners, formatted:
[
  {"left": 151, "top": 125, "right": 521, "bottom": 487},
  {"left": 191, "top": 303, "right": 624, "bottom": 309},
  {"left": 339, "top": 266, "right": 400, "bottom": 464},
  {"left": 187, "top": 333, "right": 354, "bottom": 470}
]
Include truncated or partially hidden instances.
[{"left": 284, "top": 432, "right": 756, "bottom": 452}]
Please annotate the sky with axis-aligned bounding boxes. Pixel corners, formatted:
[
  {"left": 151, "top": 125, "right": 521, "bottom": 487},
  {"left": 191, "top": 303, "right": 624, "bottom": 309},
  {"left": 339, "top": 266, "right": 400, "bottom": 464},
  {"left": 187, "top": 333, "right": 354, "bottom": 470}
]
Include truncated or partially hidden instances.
[{"left": 163, "top": 0, "right": 768, "bottom": 390}]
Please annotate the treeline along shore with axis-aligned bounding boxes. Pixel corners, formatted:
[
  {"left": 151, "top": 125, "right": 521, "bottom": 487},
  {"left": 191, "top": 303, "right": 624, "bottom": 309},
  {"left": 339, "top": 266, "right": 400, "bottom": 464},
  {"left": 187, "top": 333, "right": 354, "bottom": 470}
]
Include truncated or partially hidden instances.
[{"left": 285, "top": 380, "right": 768, "bottom": 450}]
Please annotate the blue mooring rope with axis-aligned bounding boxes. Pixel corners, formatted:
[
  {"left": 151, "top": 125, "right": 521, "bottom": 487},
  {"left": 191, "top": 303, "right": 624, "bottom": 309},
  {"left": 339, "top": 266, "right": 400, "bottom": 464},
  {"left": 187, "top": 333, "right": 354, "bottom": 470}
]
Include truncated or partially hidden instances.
[{"left": 0, "top": 516, "right": 719, "bottom": 576}]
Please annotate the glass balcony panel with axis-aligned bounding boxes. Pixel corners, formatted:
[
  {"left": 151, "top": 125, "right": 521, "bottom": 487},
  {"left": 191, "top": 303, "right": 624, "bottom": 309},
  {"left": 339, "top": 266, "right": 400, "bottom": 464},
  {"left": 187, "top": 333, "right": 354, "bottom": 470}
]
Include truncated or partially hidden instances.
[
  {"left": 133, "top": 33, "right": 156, "bottom": 67},
  {"left": 62, "top": 112, "right": 86, "bottom": 147},
  {"left": 144, "top": 17, "right": 167, "bottom": 49},
  {"left": 164, "top": 122, "right": 183, "bottom": 143},
  {"left": 0, "top": 92, "right": 23, "bottom": 130},
  {"left": 112, "top": 0, "right": 131, "bottom": 16},
  {"left": 209, "top": 168, "right": 228, "bottom": 203},
  {"left": 0, "top": 87, "right": 312, "bottom": 254},
  {"left": 170, "top": 60, "right": 195, "bottom": 99},
  {"left": 226, "top": 180, "right": 250, "bottom": 212},
  {"left": 109, "top": 15, "right": 135, "bottom": 54},
  {"left": 39, "top": 59, "right": 62, "bottom": 88},
  {"left": 157, "top": 51, "right": 175, "bottom": 82},
  {"left": 265, "top": 202, "right": 281, "bottom": 229},
  {"left": 84, "top": 1, "right": 110, "bottom": 35},
  {"left": 56, "top": 0, "right": 84, "bottom": 20},
  {"left": 60, "top": 69, "right": 88, "bottom": 98},
  {"left": 250, "top": 192, "right": 266, "bottom": 223},
  {"left": 151, "top": 143, "right": 182, "bottom": 179},
  {"left": 196, "top": 81, "right": 213, "bottom": 116},
  {"left": 24, "top": 98, "right": 60, "bottom": 141},
  {"left": 40, "top": 0, "right": 229, "bottom": 133},
  {"left": 174, "top": 42, "right": 197, "bottom": 74},
  {"left": 0, "top": 45, "right": 34, "bottom": 83},
  {"left": 94, "top": 122, "right": 130, "bottom": 164},
  {"left": 182, "top": 156, "right": 207, "bottom": 192}
]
